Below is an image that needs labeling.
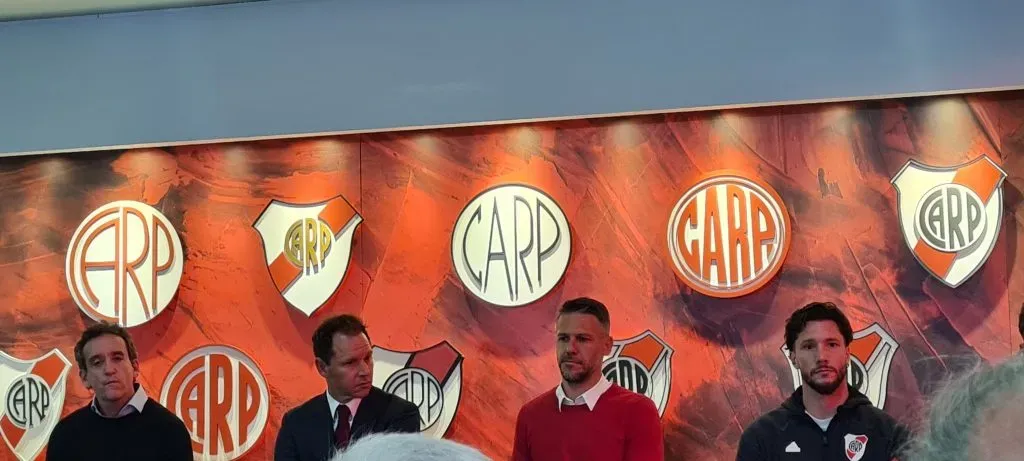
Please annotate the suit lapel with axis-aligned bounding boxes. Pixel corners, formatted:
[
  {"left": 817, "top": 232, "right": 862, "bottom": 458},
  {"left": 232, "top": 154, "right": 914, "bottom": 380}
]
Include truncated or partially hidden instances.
[
  {"left": 314, "top": 394, "right": 334, "bottom": 457},
  {"left": 350, "top": 387, "right": 382, "bottom": 438}
]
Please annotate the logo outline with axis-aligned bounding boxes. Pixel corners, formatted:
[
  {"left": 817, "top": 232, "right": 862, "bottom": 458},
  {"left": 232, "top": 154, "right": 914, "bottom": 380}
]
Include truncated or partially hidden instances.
[
  {"left": 372, "top": 341, "right": 464, "bottom": 438},
  {"left": 159, "top": 344, "right": 270, "bottom": 461},
  {"left": 601, "top": 330, "right": 674, "bottom": 418},
  {"left": 66, "top": 200, "right": 184, "bottom": 328},
  {"left": 450, "top": 182, "right": 573, "bottom": 308},
  {"left": 844, "top": 433, "right": 868, "bottom": 461},
  {"left": 890, "top": 155, "right": 1007, "bottom": 288},
  {"left": 0, "top": 349, "right": 72, "bottom": 461},
  {"left": 666, "top": 171, "right": 792, "bottom": 298},
  {"left": 253, "top": 194, "right": 363, "bottom": 317}
]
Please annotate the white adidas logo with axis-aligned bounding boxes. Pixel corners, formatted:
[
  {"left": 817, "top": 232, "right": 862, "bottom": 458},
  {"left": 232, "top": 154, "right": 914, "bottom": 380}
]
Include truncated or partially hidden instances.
[{"left": 785, "top": 441, "right": 801, "bottom": 453}]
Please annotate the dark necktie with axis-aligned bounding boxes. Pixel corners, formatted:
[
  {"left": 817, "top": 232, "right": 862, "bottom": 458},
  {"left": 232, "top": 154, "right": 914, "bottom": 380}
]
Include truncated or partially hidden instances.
[{"left": 334, "top": 405, "right": 351, "bottom": 449}]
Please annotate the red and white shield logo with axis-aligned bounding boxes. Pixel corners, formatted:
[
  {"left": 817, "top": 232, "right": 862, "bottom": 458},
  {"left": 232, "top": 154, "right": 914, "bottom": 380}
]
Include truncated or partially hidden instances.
[
  {"left": 253, "top": 196, "right": 362, "bottom": 316},
  {"left": 0, "top": 350, "right": 72, "bottom": 461},
  {"left": 891, "top": 155, "right": 1007, "bottom": 288},
  {"left": 372, "top": 342, "right": 463, "bottom": 438},
  {"left": 844, "top": 434, "right": 868, "bottom": 461},
  {"left": 602, "top": 331, "right": 674, "bottom": 417}
]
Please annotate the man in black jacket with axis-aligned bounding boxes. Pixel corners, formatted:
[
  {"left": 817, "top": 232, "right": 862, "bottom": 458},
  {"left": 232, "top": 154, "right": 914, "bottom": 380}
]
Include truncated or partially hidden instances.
[
  {"left": 47, "top": 322, "right": 192, "bottom": 461},
  {"left": 275, "top": 314, "right": 419, "bottom": 461},
  {"left": 736, "top": 302, "right": 910, "bottom": 461}
]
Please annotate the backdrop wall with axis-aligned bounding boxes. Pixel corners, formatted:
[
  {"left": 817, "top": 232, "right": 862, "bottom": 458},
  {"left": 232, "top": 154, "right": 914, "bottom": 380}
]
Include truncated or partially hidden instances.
[
  {"left": 3, "top": 0, "right": 1024, "bottom": 155},
  {"left": 1, "top": 89, "right": 1022, "bottom": 460}
]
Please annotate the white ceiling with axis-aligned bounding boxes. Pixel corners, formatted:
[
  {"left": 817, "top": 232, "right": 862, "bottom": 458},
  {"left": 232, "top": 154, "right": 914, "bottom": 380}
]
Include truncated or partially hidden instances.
[{"left": 0, "top": 0, "right": 253, "bottom": 21}]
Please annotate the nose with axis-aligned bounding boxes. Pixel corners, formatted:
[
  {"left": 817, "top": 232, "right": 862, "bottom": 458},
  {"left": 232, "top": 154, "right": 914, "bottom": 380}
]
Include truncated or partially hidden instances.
[{"left": 565, "top": 339, "right": 580, "bottom": 355}]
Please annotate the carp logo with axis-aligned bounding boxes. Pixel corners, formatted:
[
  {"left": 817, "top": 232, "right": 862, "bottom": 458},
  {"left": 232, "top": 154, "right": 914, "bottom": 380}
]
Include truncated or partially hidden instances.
[
  {"left": 782, "top": 323, "right": 899, "bottom": 409},
  {"left": 667, "top": 172, "right": 791, "bottom": 298},
  {"left": 66, "top": 200, "right": 184, "bottom": 327},
  {"left": 844, "top": 434, "right": 868, "bottom": 461},
  {"left": 891, "top": 155, "right": 1007, "bottom": 288},
  {"left": 451, "top": 184, "right": 572, "bottom": 307},
  {"left": 372, "top": 342, "right": 463, "bottom": 438},
  {"left": 160, "top": 345, "right": 269, "bottom": 460},
  {"left": 0, "top": 350, "right": 71, "bottom": 461},
  {"left": 601, "top": 331, "right": 673, "bottom": 417},
  {"left": 254, "top": 195, "right": 362, "bottom": 316}
]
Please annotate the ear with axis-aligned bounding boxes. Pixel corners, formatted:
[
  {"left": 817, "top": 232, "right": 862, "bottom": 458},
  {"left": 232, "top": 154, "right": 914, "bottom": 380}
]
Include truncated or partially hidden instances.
[
  {"left": 603, "top": 334, "right": 613, "bottom": 355},
  {"left": 315, "top": 358, "right": 329, "bottom": 379},
  {"left": 131, "top": 360, "right": 141, "bottom": 381},
  {"left": 788, "top": 350, "right": 799, "bottom": 369}
]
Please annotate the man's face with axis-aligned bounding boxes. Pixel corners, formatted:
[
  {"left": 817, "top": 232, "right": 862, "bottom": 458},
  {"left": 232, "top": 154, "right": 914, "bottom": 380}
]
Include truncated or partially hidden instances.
[
  {"left": 316, "top": 333, "right": 374, "bottom": 400},
  {"left": 80, "top": 334, "right": 139, "bottom": 405},
  {"left": 556, "top": 313, "right": 612, "bottom": 384},
  {"left": 791, "top": 320, "right": 849, "bottom": 395}
]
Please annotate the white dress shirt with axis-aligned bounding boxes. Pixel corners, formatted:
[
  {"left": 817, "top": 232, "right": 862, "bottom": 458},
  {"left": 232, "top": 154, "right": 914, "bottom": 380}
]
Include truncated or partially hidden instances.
[
  {"left": 91, "top": 383, "right": 148, "bottom": 418},
  {"left": 326, "top": 391, "right": 362, "bottom": 430},
  {"left": 554, "top": 375, "right": 613, "bottom": 412}
]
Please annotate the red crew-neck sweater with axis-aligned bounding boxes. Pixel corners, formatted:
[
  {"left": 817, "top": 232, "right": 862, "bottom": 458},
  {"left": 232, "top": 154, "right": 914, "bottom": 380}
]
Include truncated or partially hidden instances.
[{"left": 512, "top": 384, "right": 664, "bottom": 461}]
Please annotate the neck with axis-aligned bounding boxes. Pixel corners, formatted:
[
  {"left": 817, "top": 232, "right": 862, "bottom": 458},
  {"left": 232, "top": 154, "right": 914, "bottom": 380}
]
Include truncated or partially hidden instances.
[
  {"left": 328, "top": 388, "right": 354, "bottom": 404},
  {"left": 97, "top": 395, "right": 133, "bottom": 418},
  {"left": 562, "top": 373, "right": 602, "bottom": 400},
  {"left": 802, "top": 384, "right": 848, "bottom": 419}
]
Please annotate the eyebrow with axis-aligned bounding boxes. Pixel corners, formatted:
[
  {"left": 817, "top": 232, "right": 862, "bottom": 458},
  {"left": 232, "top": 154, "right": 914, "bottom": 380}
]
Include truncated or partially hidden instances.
[{"left": 801, "top": 337, "right": 841, "bottom": 344}]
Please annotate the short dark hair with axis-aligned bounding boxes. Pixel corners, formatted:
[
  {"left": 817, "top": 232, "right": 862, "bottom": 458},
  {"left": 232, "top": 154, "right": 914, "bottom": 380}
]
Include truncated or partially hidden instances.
[
  {"left": 558, "top": 297, "right": 611, "bottom": 330},
  {"left": 313, "top": 314, "right": 370, "bottom": 363},
  {"left": 1018, "top": 304, "right": 1024, "bottom": 340},
  {"left": 784, "top": 301, "right": 854, "bottom": 351},
  {"left": 74, "top": 321, "right": 139, "bottom": 373}
]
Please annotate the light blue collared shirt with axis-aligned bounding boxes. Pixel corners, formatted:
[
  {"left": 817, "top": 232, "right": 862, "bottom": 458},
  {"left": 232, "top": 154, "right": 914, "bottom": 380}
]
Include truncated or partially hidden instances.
[{"left": 91, "top": 384, "right": 148, "bottom": 418}]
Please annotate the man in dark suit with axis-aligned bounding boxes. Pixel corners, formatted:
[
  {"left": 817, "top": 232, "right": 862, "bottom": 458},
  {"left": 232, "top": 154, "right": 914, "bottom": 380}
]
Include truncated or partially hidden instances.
[{"left": 275, "top": 314, "right": 420, "bottom": 461}]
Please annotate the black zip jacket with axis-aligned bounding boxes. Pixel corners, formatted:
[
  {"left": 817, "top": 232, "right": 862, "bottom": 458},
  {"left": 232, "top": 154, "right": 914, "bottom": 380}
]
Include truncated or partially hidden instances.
[{"left": 736, "top": 386, "right": 910, "bottom": 461}]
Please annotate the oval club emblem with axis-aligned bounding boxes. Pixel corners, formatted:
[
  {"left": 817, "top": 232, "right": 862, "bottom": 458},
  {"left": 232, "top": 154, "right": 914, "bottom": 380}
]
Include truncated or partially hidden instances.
[
  {"left": 451, "top": 184, "right": 572, "bottom": 307},
  {"left": 160, "top": 345, "right": 269, "bottom": 460},
  {"left": 667, "top": 172, "right": 791, "bottom": 298},
  {"left": 66, "top": 200, "right": 184, "bottom": 327}
]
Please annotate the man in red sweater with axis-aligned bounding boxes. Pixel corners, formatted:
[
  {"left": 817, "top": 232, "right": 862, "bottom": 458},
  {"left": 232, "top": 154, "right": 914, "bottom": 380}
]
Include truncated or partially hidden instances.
[{"left": 512, "top": 297, "right": 664, "bottom": 461}]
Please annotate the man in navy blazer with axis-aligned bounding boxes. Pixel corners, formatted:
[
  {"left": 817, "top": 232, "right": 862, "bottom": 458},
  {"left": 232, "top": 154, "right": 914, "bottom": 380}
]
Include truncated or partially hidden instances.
[{"left": 275, "top": 315, "right": 420, "bottom": 461}]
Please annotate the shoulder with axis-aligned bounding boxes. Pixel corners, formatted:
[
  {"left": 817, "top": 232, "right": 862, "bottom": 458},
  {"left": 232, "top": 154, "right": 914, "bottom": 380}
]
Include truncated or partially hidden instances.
[
  {"left": 854, "top": 404, "right": 905, "bottom": 432},
  {"left": 603, "top": 385, "right": 658, "bottom": 414},
  {"left": 283, "top": 394, "right": 326, "bottom": 419},
  {"left": 604, "top": 385, "right": 654, "bottom": 406},
  {"left": 51, "top": 405, "right": 93, "bottom": 436},
  {"left": 141, "top": 399, "right": 189, "bottom": 430},
  {"left": 367, "top": 387, "right": 417, "bottom": 413}
]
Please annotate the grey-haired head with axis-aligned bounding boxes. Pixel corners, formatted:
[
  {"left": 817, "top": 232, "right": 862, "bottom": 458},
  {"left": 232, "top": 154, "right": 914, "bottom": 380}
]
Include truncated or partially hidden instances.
[{"left": 331, "top": 433, "right": 492, "bottom": 461}]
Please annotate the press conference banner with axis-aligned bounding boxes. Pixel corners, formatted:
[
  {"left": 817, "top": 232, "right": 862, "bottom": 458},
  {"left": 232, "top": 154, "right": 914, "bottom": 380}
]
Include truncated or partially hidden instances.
[{"left": 0, "top": 90, "right": 1021, "bottom": 460}]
